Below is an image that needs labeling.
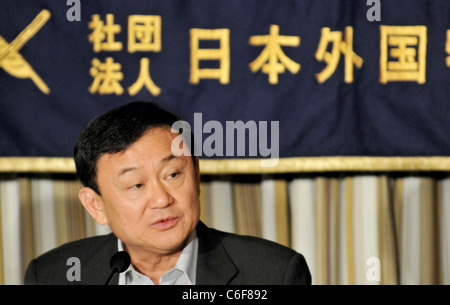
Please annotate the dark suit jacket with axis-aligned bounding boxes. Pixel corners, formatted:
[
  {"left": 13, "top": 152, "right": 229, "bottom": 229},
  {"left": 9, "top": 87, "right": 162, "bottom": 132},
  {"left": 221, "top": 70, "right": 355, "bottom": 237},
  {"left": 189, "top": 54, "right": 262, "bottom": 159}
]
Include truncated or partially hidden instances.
[{"left": 24, "top": 221, "right": 311, "bottom": 285}]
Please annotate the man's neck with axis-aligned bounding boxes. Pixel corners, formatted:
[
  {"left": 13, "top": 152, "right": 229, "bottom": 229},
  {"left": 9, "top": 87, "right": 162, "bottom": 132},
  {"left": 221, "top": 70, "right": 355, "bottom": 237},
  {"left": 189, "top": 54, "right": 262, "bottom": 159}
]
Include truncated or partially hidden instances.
[{"left": 124, "top": 242, "right": 186, "bottom": 285}]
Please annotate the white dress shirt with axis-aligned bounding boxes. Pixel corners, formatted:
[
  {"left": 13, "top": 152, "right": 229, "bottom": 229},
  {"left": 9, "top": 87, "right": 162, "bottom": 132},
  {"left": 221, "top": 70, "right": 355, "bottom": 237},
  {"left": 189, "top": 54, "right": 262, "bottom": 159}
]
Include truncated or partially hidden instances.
[{"left": 117, "top": 230, "right": 198, "bottom": 285}]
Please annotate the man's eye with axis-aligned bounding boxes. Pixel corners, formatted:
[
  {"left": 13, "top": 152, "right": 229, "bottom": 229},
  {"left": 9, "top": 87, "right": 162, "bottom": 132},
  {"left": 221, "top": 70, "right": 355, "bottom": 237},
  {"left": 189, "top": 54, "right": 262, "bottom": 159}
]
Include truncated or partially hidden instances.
[
  {"left": 168, "top": 171, "right": 180, "bottom": 179},
  {"left": 130, "top": 184, "right": 143, "bottom": 189}
]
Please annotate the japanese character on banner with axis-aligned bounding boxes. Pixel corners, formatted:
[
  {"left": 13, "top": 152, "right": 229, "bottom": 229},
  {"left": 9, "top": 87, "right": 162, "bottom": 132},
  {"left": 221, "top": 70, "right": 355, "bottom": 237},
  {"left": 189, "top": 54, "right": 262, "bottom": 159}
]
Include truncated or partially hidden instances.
[
  {"left": 128, "top": 58, "right": 161, "bottom": 96},
  {"left": 89, "top": 57, "right": 124, "bottom": 95},
  {"left": 190, "top": 28, "right": 230, "bottom": 84},
  {"left": 315, "top": 26, "right": 363, "bottom": 84},
  {"left": 128, "top": 15, "right": 162, "bottom": 53},
  {"left": 88, "top": 14, "right": 122, "bottom": 52},
  {"left": 249, "top": 24, "right": 301, "bottom": 84},
  {"left": 380, "top": 25, "right": 427, "bottom": 84}
]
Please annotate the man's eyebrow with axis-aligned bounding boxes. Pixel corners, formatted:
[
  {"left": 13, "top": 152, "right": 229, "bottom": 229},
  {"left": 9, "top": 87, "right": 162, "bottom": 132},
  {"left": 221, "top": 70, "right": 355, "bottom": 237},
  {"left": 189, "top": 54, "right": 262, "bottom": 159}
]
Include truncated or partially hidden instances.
[
  {"left": 161, "top": 154, "right": 178, "bottom": 163},
  {"left": 117, "top": 167, "right": 139, "bottom": 177}
]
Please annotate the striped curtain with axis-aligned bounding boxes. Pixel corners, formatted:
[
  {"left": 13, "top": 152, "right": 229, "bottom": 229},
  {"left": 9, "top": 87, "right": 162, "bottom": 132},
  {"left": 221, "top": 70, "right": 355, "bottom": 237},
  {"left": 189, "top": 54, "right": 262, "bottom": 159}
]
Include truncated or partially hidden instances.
[{"left": 1, "top": 173, "right": 448, "bottom": 285}]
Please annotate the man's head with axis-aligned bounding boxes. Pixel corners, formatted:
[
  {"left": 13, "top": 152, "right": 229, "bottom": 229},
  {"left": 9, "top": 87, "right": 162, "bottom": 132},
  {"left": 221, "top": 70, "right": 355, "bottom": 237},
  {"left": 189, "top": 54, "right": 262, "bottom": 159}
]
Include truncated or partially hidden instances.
[
  {"left": 74, "top": 101, "right": 196, "bottom": 195},
  {"left": 74, "top": 101, "right": 200, "bottom": 256}
]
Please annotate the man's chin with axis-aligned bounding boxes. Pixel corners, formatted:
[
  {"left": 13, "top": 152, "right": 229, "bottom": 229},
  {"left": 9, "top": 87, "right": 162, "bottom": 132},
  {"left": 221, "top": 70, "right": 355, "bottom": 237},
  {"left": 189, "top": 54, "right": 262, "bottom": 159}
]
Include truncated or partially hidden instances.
[{"left": 147, "top": 233, "right": 189, "bottom": 254}]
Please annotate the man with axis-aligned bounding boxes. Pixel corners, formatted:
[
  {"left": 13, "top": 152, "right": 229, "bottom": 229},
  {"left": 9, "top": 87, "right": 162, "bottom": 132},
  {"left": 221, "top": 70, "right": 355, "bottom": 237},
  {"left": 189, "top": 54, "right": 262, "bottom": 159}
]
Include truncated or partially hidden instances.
[{"left": 24, "top": 101, "right": 311, "bottom": 285}]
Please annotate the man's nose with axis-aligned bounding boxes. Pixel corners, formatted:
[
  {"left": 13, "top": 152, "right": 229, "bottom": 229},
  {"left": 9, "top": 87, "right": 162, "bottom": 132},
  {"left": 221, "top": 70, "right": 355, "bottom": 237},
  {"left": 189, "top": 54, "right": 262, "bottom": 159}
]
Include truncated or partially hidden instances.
[{"left": 147, "top": 181, "right": 174, "bottom": 209}]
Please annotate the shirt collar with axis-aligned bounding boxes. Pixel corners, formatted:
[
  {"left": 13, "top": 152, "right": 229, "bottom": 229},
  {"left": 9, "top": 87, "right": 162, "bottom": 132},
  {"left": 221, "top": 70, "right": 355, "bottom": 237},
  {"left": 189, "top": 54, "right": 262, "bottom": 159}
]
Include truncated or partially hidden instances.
[{"left": 117, "top": 229, "right": 198, "bottom": 285}]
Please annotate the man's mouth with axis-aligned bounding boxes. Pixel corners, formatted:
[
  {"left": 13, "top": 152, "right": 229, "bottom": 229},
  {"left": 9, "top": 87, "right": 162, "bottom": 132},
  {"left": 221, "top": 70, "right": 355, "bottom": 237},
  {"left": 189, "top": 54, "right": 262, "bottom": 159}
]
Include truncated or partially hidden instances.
[{"left": 151, "top": 217, "right": 179, "bottom": 231}]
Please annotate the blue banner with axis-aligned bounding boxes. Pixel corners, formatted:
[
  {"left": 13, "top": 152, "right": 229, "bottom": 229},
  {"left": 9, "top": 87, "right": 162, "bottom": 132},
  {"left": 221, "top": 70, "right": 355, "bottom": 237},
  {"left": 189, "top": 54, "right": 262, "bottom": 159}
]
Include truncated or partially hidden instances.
[{"left": 1, "top": 0, "right": 449, "bottom": 161}]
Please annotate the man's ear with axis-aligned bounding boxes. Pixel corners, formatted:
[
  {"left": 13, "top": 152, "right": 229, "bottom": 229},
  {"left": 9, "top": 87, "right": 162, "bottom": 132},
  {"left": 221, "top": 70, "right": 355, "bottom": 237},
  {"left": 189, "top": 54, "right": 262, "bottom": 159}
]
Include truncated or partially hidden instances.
[{"left": 79, "top": 187, "right": 108, "bottom": 225}]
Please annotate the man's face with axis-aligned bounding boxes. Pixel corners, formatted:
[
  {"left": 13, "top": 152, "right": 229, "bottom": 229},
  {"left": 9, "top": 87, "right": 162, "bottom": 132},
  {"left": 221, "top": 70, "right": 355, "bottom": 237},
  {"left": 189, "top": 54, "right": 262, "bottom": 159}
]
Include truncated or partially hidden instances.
[{"left": 91, "top": 127, "right": 200, "bottom": 256}]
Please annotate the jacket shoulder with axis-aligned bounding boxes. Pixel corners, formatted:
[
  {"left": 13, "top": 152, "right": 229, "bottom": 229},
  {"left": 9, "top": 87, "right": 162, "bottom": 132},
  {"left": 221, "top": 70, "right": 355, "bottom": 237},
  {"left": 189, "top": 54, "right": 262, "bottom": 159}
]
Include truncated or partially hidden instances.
[
  {"left": 203, "top": 226, "right": 311, "bottom": 284},
  {"left": 25, "top": 233, "right": 117, "bottom": 285},
  {"left": 215, "top": 228, "right": 298, "bottom": 260}
]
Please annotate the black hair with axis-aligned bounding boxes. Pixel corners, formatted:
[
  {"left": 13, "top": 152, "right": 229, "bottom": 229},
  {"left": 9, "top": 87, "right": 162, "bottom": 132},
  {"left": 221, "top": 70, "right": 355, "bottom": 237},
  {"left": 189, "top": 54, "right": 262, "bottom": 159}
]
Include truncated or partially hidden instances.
[{"left": 74, "top": 101, "right": 195, "bottom": 195}]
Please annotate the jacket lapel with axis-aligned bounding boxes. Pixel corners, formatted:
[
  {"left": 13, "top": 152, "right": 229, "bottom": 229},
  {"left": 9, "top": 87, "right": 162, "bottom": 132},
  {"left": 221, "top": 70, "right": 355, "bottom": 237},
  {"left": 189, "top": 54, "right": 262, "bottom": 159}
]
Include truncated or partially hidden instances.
[
  {"left": 82, "top": 233, "right": 119, "bottom": 285},
  {"left": 195, "top": 221, "right": 238, "bottom": 285}
]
